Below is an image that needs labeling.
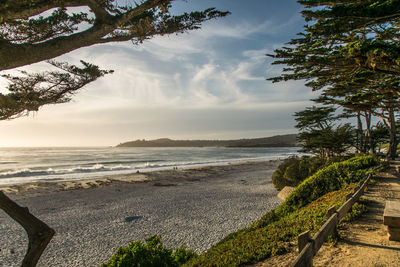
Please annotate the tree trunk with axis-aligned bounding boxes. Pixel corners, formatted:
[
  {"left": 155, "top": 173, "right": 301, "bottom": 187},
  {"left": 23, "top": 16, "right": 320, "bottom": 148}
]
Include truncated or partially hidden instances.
[
  {"left": 0, "top": 191, "right": 55, "bottom": 267},
  {"left": 387, "top": 107, "right": 398, "bottom": 160},
  {"left": 364, "top": 111, "right": 374, "bottom": 155},
  {"left": 356, "top": 111, "right": 364, "bottom": 153}
]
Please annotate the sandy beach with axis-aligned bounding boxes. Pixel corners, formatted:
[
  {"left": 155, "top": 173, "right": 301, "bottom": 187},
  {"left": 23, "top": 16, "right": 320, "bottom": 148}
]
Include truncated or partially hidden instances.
[{"left": 0, "top": 160, "right": 283, "bottom": 267}]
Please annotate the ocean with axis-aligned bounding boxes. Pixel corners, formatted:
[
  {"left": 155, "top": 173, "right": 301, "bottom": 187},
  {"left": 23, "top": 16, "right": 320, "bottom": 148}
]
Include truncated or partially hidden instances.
[{"left": 0, "top": 146, "right": 301, "bottom": 185}]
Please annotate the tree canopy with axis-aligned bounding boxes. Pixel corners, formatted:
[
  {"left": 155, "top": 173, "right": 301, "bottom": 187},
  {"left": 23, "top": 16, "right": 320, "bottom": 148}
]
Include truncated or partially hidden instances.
[
  {"left": 0, "top": 0, "right": 229, "bottom": 70},
  {"left": 294, "top": 106, "right": 353, "bottom": 158},
  {"left": 0, "top": 60, "right": 113, "bottom": 120},
  {"left": 298, "top": 0, "right": 400, "bottom": 75},
  {"left": 0, "top": 0, "right": 229, "bottom": 120},
  {"left": 269, "top": 0, "right": 400, "bottom": 159}
]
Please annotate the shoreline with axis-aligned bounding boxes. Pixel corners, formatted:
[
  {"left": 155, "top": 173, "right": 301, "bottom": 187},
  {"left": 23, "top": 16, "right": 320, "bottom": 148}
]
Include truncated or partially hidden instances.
[
  {"left": 0, "top": 159, "right": 285, "bottom": 195},
  {"left": 0, "top": 146, "right": 301, "bottom": 187},
  {"left": 1, "top": 159, "right": 283, "bottom": 267}
]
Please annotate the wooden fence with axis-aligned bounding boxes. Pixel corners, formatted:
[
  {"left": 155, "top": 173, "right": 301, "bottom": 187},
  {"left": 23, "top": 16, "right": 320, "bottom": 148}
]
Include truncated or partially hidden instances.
[{"left": 293, "top": 172, "right": 373, "bottom": 267}]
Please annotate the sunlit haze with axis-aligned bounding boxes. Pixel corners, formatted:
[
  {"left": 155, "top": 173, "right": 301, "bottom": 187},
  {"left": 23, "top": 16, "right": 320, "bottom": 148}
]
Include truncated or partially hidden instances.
[{"left": 0, "top": 0, "right": 316, "bottom": 147}]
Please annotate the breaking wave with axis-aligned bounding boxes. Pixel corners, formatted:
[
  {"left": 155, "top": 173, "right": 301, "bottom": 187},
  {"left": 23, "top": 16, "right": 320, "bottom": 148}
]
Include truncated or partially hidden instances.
[{"left": 0, "top": 146, "right": 302, "bottom": 184}]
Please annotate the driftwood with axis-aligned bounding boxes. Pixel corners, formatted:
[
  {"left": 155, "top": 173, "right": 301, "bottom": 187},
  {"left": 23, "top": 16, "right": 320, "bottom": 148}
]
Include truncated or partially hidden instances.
[{"left": 0, "top": 191, "right": 55, "bottom": 267}]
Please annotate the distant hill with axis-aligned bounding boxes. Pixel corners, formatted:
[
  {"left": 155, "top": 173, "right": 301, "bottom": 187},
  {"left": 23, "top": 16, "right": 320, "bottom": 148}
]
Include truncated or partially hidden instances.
[{"left": 116, "top": 134, "right": 298, "bottom": 148}]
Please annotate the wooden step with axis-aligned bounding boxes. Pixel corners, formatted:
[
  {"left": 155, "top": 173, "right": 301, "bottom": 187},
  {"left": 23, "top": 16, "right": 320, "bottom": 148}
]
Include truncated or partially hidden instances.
[
  {"left": 385, "top": 226, "right": 400, "bottom": 241},
  {"left": 384, "top": 201, "right": 400, "bottom": 228}
]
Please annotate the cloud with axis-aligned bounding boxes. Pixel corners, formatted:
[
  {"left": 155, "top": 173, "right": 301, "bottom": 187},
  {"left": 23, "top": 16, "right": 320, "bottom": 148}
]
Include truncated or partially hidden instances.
[
  {"left": 193, "top": 64, "right": 217, "bottom": 82},
  {"left": 0, "top": 1, "right": 312, "bottom": 147},
  {"left": 115, "top": 16, "right": 293, "bottom": 64},
  {"left": 51, "top": 33, "right": 313, "bottom": 111},
  {"left": 195, "top": 21, "right": 262, "bottom": 39}
]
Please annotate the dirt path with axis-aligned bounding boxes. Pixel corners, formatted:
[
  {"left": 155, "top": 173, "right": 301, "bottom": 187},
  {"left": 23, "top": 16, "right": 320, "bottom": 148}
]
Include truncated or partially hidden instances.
[
  {"left": 254, "top": 161, "right": 400, "bottom": 267},
  {"left": 312, "top": 161, "right": 400, "bottom": 267}
]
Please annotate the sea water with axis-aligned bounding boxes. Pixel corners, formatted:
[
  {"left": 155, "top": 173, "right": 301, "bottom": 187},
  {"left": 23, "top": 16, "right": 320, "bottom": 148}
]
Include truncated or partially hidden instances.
[{"left": 0, "top": 146, "right": 301, "bottom": 185}]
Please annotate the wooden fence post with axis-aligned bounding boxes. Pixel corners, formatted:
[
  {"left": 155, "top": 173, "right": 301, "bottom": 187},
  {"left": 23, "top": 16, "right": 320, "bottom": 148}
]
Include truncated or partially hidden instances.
[
  {"left": 327, "top": 206, "right": 338, "bottom": 238},
  {"left": 295, "top": 230, "right": 313, "bottom": 267},
  {"left": 327, "top": 206, "right": 337, "bottom": 217},
  {"left": 298, "top": 230, "right": 311, "bottom": 252},
  {"left": 293, "top": 171, "right": 376, "bottom": 267}
]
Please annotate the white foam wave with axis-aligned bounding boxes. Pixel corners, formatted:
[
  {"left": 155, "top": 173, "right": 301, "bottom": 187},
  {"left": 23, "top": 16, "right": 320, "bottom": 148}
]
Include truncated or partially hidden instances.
[{"left": 0, "top": 164, "right": 135, "bottom": 178}]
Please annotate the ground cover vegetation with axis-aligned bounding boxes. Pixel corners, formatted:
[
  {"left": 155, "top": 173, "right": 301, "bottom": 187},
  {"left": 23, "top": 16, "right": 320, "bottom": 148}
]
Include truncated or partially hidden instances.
[
  {"left": 0, "top": 1, "right": 228, "bottom": 266},
  {"left": 260, "top": 156, "right": 379, "bottom": 225},
  {"left": 103, "top": 155, "right": 379, "bottom": 266}
]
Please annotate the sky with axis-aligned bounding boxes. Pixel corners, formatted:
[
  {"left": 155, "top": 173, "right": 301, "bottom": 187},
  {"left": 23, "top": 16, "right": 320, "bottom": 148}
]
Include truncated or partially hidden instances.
[{"left": 0, "top": 0, "right": 318, "bottom": 147}]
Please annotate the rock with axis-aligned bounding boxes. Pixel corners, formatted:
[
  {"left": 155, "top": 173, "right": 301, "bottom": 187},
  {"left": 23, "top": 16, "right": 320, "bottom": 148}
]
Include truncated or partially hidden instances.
[{"left": 278, "top": 186, "right": 295, "bottom": 200}]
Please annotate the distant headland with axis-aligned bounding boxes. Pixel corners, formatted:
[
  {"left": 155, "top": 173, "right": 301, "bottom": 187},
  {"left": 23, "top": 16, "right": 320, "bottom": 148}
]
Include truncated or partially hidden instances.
[{"left": 116, "top": 134, "right": 298, "bottom": 148}]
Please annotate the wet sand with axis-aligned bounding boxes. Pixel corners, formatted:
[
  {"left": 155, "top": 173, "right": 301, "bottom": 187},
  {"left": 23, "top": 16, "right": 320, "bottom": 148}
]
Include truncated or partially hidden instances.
[{"left": 0, "top": 160, "right": 283, "bottom": 267}]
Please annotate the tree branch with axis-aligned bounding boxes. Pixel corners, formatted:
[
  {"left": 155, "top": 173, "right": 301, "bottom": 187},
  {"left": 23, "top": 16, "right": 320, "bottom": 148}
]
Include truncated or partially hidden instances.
[
  {"left": 0, "top": 60, "right": 112, "bottom": 120},
  {"left": 0, "top": 0, "right": 85, "bottom": 22},
  {"left": 0, "top": 1, "right": 229, "bottom": 71},
  {"left": 0, "top": 191, "right": 55, "bottom": 267}
]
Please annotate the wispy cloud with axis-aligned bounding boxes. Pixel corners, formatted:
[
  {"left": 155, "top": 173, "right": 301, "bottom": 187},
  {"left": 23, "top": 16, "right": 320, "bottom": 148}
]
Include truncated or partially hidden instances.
[{"left": 0, "top": 1, "right": 310, "bottom": 146}]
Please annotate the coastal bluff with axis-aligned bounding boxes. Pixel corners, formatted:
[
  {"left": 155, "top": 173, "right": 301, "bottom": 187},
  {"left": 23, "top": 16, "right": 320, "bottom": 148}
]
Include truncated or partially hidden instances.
[{"left": 117, "top": 134, "right": 298, "bottom": 148}]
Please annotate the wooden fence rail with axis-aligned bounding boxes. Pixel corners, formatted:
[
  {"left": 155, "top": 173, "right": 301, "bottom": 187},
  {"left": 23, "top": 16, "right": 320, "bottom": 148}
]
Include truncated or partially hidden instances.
[{"left": 293, "top": 172, "right": 373, "bottom": 267}]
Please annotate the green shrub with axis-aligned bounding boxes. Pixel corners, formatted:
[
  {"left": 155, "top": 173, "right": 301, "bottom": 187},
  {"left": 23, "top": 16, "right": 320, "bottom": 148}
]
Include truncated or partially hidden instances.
[
  {"left": 272, "top": 157, "right": 305, "bottom": 190},
  {"left": 173, "top": 245, "right": 198, "bottom": 266},
  {"left": 271, "top": 156, "right": 344, "bottom": 191},
  {"left": 102, "top": 235, "right": 197, "bottom": 267}
]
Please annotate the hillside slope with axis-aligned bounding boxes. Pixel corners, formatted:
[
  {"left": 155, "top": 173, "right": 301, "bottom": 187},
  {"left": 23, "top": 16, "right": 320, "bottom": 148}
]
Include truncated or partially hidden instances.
[{"left": 116, "top": 134, "right": 298, "bottom": 148}]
